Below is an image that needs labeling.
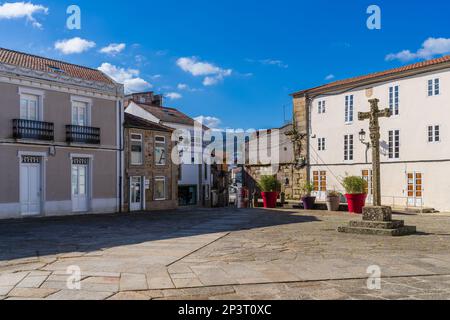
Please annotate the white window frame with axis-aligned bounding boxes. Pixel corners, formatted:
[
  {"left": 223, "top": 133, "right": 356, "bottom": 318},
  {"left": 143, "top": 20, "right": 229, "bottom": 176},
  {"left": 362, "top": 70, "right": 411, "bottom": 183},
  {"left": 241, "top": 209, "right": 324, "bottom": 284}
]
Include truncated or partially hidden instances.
[
  {"left": 318, "top": 138, "right": 326, "bottom": 151},
  {"left": 130, "top": 133, "right": 144, "bottom": 166},
  {"left": 428, "top": 78, "right": 440, "bottom": 97},
  {"left": 69, "top": 153, "right": 94, "bottom": 212},
  {"left": 19, "top": 87, "right": 45, "bottom": 121},
  {"left": 345, "top": 95, "right": 354, "bottom": 124},
  {"left": 318, "top": 100, "right": 326, "bottom": 114},
  {"left": 155, "top": 136, "right": 167, "bottom": 166},
  {"left": 389, "top": 85, "right": 400, "bottom": 116},
  {"left": 344, "top": 134, "right": 354, "bottom": 161},
  {"left": 428, "top": 125, "right": 441, "bottom": 143},
  {"left": 388, "top": 130, "right": 400, "bottom": 160},
  {"left": 71, "top": 96, "right": 92, "bottom": 127},
  {"left": 154, "top": 177, "right": 166, "bottom": 201}
]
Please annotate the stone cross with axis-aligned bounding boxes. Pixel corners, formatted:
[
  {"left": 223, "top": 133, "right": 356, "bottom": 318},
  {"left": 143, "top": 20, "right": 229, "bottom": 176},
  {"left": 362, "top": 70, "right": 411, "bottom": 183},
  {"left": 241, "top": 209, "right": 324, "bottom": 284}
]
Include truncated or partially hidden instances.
[{"left": 358, "top": 98, "right": 392, "bottom": 207}]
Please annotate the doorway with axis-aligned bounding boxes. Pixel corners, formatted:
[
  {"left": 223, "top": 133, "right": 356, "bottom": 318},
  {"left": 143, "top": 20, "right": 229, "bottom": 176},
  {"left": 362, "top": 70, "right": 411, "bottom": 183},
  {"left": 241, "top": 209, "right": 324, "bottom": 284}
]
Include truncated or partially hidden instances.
[
  {"left": 20, "top": 155, "right": 42, "bottom": 216},
  {"left": 130, "top": 176, "right": 143, "bottom": 211}
]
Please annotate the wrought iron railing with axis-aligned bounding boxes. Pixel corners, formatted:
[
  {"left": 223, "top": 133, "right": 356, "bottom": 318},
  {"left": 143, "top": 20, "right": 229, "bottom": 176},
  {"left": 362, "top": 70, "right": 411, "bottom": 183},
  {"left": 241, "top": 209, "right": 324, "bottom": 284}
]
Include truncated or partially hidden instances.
[
  {"left": 13, "top": 119, "right": 54, "bottom": 141},
  {"left": 66, "top": 125, "right": 101, "bottom": 145}
]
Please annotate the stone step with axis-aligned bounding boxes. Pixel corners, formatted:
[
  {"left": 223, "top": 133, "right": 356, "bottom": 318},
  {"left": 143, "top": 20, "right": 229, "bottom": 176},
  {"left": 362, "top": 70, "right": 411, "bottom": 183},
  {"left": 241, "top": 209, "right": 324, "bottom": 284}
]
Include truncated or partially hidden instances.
[
  {"left": 349, "top": 220, "right": 404, "bottom": 229},
  {"left": 338, "top": 225, "right": 417, "bottom": 237}
]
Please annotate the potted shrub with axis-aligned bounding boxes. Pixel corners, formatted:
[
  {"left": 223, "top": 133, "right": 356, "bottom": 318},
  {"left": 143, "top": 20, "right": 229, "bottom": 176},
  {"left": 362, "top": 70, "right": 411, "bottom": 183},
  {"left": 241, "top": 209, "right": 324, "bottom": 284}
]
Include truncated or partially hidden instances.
[
  {"left": 258, "top": 175, "right": 281, "bottom": 208},
  {"left": 342, "top": 176, "right": 368, "bottom": 214},
  {"left": 301, "top": 182, "right": 316, "bottom": 210},
  {"left": 326, "top": 190, "right": 341, "bottom": 212}
]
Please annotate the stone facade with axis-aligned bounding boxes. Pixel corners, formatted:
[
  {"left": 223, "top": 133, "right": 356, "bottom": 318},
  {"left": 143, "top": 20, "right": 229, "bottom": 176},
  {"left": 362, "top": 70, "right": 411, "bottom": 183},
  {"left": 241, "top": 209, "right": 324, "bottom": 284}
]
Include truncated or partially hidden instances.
[
  {"left": 243, "top": 99, "right": 309, "bottom": 201},
  {"left": 124, "top": 115, "right": 178, "bottom": 212}
]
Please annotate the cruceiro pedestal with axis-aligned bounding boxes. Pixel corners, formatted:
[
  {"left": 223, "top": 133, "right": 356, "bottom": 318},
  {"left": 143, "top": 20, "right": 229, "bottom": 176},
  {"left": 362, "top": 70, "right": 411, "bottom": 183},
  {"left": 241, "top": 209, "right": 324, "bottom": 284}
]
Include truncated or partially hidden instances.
[{"left": 338, "top": 206, "right": 417, "bottom": 236}]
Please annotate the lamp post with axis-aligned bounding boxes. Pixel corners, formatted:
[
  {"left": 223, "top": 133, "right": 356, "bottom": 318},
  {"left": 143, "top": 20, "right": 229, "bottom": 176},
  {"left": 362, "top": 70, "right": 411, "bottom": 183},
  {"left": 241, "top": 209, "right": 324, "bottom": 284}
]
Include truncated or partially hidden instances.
[{"left": 359, "top": 129, "right": 371, "bottom": 164}]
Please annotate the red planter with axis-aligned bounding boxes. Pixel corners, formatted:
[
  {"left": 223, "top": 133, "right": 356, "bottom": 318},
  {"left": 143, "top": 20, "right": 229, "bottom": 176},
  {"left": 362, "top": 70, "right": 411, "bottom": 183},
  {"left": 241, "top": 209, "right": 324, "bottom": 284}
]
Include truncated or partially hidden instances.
[
  {"left": 261, "top": 192, "right": 278, "bottom": 208},
  {"left": 345, "top": 194, "right": 367, "bottom": 214}
]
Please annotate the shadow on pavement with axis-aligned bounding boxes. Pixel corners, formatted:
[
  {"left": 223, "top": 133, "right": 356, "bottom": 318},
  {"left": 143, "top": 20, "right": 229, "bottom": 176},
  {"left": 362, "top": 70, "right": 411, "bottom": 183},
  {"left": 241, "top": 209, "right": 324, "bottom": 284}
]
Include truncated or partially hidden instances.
[{"left": 0, "top": 208, "right": 320, "bottom": 262}]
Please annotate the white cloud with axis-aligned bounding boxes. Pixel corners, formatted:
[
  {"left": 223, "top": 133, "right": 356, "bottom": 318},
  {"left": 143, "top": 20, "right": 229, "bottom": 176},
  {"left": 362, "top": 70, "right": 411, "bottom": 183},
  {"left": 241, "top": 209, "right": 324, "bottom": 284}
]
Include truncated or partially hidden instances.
[
  {"left": 203, "top": 76, "right": 220, "bottom": 86},
  {"left": 259, "top": 59, "right": 288, "bottom": 68},
  {"left": 325, "top": 74, "right": 335, "bottom": 81},
  {"left": 98, "top": 62, "right": 152, "bottom": 93},
  {"left": 100, "top": 43, "right": 126, "bottom": 55},
  {"left": 386, "top": 37, "right": 450, "bottom": 62},
  {"left": 177, "top": 83, "right": 188, "bottom": 90},
  {"left": 0, "top": 1, "right": 48, "bottom": 28},
  {"left": 165, "top": 92, "right": 182, "bottom": 100},
  {"left": 176, "top": 57, "right": 232, "bottom": 86},
  {"left": 195, "top": 115, "right": 222, "bottom": 129},
  {"left": 54, "top": 37, "right": 96, "bottom": 55},
  {"left": 246, "top": 58, "right": 288, "bottom": 68}
]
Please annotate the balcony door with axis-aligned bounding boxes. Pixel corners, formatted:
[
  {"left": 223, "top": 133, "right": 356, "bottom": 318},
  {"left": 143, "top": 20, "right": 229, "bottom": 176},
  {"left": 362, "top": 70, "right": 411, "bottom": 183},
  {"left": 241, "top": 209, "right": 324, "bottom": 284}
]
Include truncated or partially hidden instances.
[
  {"left": 72, "top": 158, "right": 90, "bottom": 212},
  {"left": 20, "top": 156, "right": 42, "bottom": 216},
  {"left": 72, "top": 101, "right": 88, "bottom": 126},
  {"left": 20, "top": 94, "right": 39, "bottom": 121},
  {"left": 407, "top": 172, "right": 423, "bottom": 207}
]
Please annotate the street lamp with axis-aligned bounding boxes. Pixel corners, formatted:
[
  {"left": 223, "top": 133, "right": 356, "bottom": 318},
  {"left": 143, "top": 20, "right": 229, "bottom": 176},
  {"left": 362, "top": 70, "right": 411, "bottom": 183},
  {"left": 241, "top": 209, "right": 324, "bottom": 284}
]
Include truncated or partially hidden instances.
[{"left": 359, "top": 129, "right": 371, "bottom": 163}]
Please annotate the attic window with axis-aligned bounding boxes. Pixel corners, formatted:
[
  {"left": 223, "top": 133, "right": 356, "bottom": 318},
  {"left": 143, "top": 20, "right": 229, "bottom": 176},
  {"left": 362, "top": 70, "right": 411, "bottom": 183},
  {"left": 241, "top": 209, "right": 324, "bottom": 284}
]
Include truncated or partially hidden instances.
[{"left": 48, "top": 65, "right": 65, "bottom": 74}]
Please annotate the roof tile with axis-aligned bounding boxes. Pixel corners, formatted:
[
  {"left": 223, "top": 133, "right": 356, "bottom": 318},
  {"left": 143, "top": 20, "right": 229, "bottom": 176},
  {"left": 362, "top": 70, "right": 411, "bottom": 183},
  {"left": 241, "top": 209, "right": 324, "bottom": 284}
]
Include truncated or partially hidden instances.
[{"left": 0, "top": 47, "right": 115, "bottom": 85}]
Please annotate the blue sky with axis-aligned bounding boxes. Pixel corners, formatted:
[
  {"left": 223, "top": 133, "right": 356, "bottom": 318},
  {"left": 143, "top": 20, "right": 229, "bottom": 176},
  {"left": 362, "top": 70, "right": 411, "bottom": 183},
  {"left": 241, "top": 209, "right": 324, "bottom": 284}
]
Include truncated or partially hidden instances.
[{"left": 1, "top": 0, "right": 449, "bottom": 129}]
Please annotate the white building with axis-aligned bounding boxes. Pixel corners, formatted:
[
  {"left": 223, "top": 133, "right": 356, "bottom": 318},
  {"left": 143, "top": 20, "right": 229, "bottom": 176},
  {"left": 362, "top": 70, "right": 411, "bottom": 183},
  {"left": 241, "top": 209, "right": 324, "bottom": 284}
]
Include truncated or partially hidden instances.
[
  {"left": 292, "top": 55, "right": 450, "bottom": 212},
  {"left": 124, "top": 92, "right": 212, "bottom": 207}
]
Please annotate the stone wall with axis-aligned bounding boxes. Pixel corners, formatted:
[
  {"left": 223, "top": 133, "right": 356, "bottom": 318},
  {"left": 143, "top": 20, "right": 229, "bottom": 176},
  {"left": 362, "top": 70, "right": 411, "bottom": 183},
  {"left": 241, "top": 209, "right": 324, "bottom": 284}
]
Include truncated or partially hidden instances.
[{"left": 124, "top": 127, "right": 178, "bottom": 212}]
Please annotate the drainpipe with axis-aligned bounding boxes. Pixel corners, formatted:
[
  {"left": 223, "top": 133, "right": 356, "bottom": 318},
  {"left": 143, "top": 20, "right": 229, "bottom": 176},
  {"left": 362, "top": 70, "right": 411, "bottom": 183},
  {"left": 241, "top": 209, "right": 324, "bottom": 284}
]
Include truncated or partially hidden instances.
[
  {"left": 118, "top": 99, "right": 124, "bottom": 214},
  {"left": 305, "top": 94, "right": 312, "bottom": 184}
]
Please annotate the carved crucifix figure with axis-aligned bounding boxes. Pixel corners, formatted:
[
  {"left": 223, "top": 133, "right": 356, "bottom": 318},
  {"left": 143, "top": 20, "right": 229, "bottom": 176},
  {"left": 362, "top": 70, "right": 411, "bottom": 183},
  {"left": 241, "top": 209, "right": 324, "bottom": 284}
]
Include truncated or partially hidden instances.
[{"left": 358, "top": 98, "right": 392, "bottom": 207}]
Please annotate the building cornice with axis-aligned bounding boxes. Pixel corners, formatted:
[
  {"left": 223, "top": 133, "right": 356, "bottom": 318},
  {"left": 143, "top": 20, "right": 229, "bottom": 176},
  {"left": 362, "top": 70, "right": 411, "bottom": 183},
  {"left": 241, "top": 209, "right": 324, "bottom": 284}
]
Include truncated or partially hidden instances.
[
  {"left": 0, "top": 62, "right": 124, "bottom": 97},
  {"left": 292, "top": 60, "right": 450, "bottom": 99}
]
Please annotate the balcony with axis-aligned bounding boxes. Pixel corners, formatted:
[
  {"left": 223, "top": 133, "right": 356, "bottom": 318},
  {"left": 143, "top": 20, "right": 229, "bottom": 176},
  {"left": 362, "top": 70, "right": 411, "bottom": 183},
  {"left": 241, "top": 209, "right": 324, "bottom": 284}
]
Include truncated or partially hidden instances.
[
  {"left": 13, "top": 119, "right": 54, "bottom": 141},
  {"left": 66, "top": 125, "right": 101, "bottom": 145}
]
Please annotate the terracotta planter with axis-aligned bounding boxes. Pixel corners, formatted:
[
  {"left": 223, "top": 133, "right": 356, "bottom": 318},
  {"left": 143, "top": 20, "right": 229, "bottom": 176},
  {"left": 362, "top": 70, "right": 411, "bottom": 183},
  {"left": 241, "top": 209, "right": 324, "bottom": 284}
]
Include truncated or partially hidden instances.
[
  {"left": 302, "top": 196, "right": 316, "bottom": 210},
  {"left": 326, "top": 196, "right": 341, "bottom": 212},
  {"left": 261, "top": 192, "right": 278, "bottom": 208},
  {"left": 345, "top": 193, "right": 367, "bottom": 214}
]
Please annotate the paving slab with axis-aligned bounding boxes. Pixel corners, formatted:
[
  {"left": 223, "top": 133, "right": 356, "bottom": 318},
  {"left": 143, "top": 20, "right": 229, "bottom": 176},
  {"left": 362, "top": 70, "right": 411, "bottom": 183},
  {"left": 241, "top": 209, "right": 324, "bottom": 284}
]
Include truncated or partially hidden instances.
[
  {"left": 120, "top": 273, "right": 148, "bottom": 291},
  {"left": 46, "top": 290, "right": 114, "bottom": 300},
  {"left": 8, "top": 287, "right": 58, "bottom": 299},
  {"left": 16, "top": 275, "right": 48, "bottom": 288}
]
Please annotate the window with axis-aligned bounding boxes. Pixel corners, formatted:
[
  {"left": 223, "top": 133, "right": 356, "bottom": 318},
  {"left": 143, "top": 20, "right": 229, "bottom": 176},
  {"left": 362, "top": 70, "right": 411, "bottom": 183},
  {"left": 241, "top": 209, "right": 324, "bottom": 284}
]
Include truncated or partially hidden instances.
[
  {"left": 428, "top": 125, "right": 440, "bottom": 142},
  {"left": 72, "top": 100, "right": 89, "bottom": 126},
  {"left": 313, "top": 171, "right": 327, "bottom": 192},
  {"left": 345, "top": 95, "right": 354, "bottom": 123},
  {"left": 20, "top": 94, "right": 39, "bottom": 121},
  {"left": 318, "top": 138, "right": 326, "bottom": 151},
  {"left": 130, "top": 134, "right": 143, "bottom": 165},
  {"left": 155, "top": 136, "right": 166, "bottom": 165},
  {"left": 428, "top": 79, "right": 440, "bottom": 96},
  {"left": 154, "top": 177, "right": 166, "bottom": 201},
  {"left": 318, "top": 100, "right": 326, "bottom": 114},
  {"left": 204, "top": 164, "right": 208, "bottom": 180},
  {"left": 388, "top": 130, "right": 400, "bottom": 159},
  {"left": 344, "top": 135, "right": 354, "bottom": 161},
  {"left": 389, "top": 86, "right": 399, "bottom": 116}
]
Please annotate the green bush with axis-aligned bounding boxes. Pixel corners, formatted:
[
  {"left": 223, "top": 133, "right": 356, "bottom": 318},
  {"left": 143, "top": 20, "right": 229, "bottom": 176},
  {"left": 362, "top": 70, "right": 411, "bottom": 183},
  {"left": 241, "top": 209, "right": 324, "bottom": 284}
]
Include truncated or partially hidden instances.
[
  {"left": 342, "top": 176, "right": 368, "bottom": 195},
  {"left": 258, "top": 175, "right": 281, "bottom": 192},
  {"left": 301, "top": 182, "right": 315, "bottom": 197}
]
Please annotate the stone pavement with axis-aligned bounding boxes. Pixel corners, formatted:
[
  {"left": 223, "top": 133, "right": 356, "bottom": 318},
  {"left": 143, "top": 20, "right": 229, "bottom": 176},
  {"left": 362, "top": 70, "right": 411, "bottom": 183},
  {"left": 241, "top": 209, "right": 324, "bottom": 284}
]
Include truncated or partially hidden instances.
[{"left": 1, "top": 208, "right": 450, "bottom": 300}]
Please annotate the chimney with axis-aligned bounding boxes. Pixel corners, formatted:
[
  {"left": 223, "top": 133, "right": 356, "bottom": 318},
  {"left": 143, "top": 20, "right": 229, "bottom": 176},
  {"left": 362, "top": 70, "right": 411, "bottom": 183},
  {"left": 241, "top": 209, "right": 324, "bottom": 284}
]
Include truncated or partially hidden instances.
[{"left": 124, "top": 91, "right": 164, "bottom": 107}]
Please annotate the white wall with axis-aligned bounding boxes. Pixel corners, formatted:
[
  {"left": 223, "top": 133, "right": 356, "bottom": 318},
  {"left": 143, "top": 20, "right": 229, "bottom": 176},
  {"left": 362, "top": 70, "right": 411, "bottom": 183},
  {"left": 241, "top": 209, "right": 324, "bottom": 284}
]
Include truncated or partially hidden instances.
[{"left": 308, "top": 68, "right": 450, "bottom": 211}]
